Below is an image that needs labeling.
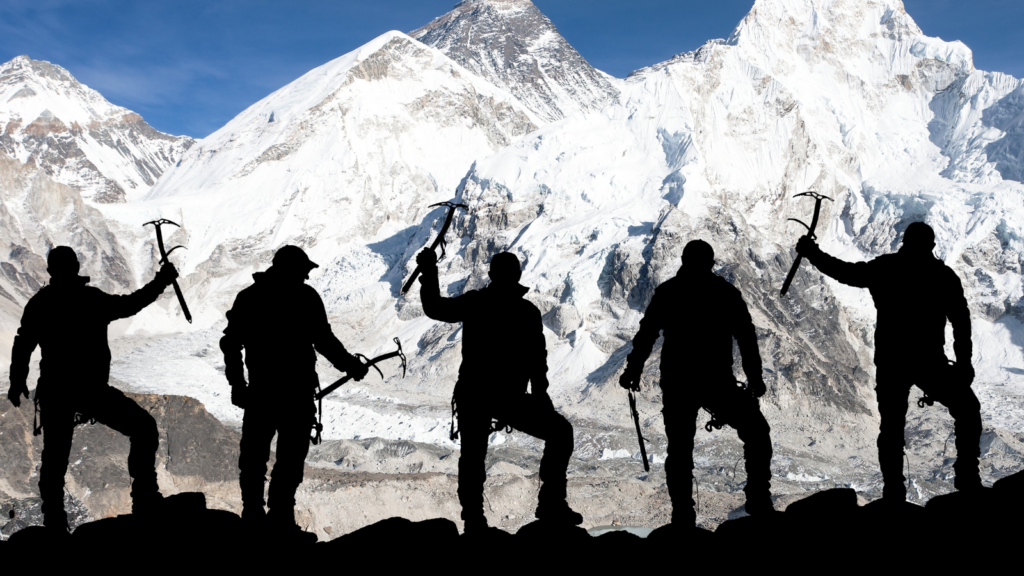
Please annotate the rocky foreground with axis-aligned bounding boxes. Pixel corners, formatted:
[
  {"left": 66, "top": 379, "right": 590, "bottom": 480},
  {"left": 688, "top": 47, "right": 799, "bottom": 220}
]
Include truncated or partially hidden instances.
[
  {"left": 2, "top": 479, "right": 1022, "bottom": 569},
  {"left": 5, "top": 391, "right": 1024, "bottom": 543}
]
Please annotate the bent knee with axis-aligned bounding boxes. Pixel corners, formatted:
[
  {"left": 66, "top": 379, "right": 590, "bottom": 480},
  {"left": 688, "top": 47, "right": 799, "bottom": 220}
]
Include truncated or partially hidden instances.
[
  {"left": 132, "top": 416, "right": 159, "bottom": 447},
  {"left": 555, "top": 417, "right": 574, "bottom": 442}
]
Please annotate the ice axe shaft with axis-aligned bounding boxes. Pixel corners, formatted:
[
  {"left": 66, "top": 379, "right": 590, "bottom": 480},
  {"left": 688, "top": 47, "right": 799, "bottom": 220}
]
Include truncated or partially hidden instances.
[
  {"left": 628, "top": 390, "right": 651, "bottom": 473},
  {"left": 144, "top": 218, "right": 192, "bottom": 323},
  {"left": 780, "top": 192, "right": 832, "bottom": 296},
  {"left": 401, "top": 201, "right": 468, "bottom": 295}
]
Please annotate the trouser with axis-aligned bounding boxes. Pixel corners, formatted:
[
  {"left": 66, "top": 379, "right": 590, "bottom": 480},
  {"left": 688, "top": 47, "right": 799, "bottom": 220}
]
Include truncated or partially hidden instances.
[
  {"left": 239, "top": 400, "right": 314, "bottom": 514},
  {"left": 457, "top": 394, "right": 574, "bottom": 521},
  {"left": 39, "top": 386, "right": 160, "bottom": 525},
  {"left": 875, "top": 362, "right": 982, "bottom": 492},
  {"left": 662, "top": 384, "right": 772, "bottom": 520}
]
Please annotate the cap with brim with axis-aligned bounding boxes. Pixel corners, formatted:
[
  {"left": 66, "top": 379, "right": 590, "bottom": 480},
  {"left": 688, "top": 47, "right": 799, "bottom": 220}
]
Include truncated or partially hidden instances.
[{"left": 273, "top": 245, "right": 319, "bottom": 270}]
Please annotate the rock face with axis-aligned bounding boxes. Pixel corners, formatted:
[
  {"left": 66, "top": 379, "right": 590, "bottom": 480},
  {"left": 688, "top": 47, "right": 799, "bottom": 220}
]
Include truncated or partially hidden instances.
[
  {"left": 412, "top": 0, "right": 620, "bottom": 122},
  {"left": 0, "top": 56, "right": 193, "bottom": 203},
  {"left": 0, "top": 393, "right": 242, "bottom": 525}
]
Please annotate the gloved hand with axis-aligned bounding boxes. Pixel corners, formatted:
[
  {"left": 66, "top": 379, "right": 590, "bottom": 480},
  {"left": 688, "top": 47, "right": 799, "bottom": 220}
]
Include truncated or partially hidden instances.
[
  {"left": 747, "top": 374, "right": 767, "bottom": 399},
  {"left": 230, "top": 382, "right": 247, "bottom": 409},
  {"left": 619, "top": 365, "right": 641, "bottom": 391},
  {"left": 347, "top": 358, "right": 369, "bottom": 382},
  {"left": 416, "top": 249, "right": 438, "bottom": 271},
  {"left": 795, "top": 235, "right": 819, "bottom": 257},
  {"left": 8, "top": 379, "right": 29, "bottom": 408},
  {"left": 156, "top": 262, "right": 179, "bottom": 286}
]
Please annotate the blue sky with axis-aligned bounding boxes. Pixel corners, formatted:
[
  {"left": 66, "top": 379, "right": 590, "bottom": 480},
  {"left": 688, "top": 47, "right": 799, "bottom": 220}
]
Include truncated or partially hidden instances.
[{"left": 2, "top": 0, "right": 1021, "bottom": 138}]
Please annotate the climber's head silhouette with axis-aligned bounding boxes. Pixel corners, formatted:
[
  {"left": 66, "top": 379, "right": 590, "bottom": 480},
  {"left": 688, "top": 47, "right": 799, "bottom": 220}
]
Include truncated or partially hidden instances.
[
  {"left": 272, "top": 245, "right": 319, "bottom": 281},
  {"left": 488, "top": 252, "right": 522, "bottom": 285},
  {"left": 899, "top": 222, "right": 936, "bottom": 256},
  {"left": 47, "top": 246, "right": 80, "bottom": 279},
  {"left": 681, "top": 240, "right": 714, "bottom": 271}
]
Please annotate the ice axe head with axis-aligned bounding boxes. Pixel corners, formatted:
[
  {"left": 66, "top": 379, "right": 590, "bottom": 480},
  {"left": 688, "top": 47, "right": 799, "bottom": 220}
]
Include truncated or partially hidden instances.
[
  {"left": 394, "top": 337, "right": 407, "bottom": 378},
  {"left": 426, "top": 201, "right": 468, "bottom": 260},
  {"left": 792, "top": 191, "right": 832, "bottom": 202},
  {"left": 786, "top": 191, "right": 833, "bottom": 239},
  {"left": 427, "top": 201, "right": 469, "bottom": 210},
  {"left": 144, "top": 219, "right": 187, "bottom": 263}
]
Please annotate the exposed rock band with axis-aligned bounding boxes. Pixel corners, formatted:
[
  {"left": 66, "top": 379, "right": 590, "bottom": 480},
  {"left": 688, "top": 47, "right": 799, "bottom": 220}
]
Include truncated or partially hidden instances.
[{"left": 6, "top": 222, "right": 983, "bottom": 539}]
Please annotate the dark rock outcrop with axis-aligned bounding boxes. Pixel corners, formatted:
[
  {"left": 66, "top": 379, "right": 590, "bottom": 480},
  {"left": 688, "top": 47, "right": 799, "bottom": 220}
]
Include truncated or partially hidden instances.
[
  {"left": 4, "top": 474, "right": 1023, "bottom": 567},
  {"left": 0, "top": 393, "right": 243, "bottom": 529}
]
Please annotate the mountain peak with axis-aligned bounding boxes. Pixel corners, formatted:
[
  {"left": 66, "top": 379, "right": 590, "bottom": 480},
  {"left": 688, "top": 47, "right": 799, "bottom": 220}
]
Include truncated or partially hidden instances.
[
  {"left": 412, "top": 0, "right": 618, "bottom": 121},
  {"left": 455, "top": 0, "right": 533, "bottom": 5},
  {"left": 0, "top": 54, "right": 193, "bottom": 203}
]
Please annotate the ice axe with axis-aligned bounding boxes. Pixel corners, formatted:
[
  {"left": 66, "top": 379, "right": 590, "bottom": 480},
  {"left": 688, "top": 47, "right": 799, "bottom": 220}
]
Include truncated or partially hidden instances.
[
  {"left": 144, "top": 218, "right": 192, "bottom": 323},
  {"left": 628, "top": 389, "right": 651, "bottom": 473},
  {"left": 401, "top": 201, "right": 468, "bottom": 295},
  {"left": 780, "top": 191, "right": 832, "bottom": 296},
  {"left": 311, "top": 338, "right": 407, "bottom": 445},
  {"left": 315, "top": 337, "right": 407, "bottom": 401}
]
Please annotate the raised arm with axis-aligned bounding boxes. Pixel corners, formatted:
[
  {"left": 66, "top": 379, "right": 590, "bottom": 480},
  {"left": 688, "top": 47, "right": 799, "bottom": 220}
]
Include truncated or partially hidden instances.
[
  {"left": 416, "top": 249, "right": 464, "bottom": 323},
  {"left": 105, "top": 264, "right": 177, "bottom": 321},
  {"left": 795, "top": 237, "right": 873, "bottom": 289}
]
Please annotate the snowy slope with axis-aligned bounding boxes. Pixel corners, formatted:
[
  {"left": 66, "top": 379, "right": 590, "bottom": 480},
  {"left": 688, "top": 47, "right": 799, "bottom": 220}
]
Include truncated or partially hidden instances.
[
  {"left": 97, "top": 31, "right": 540, "bottom": 333},
  {"left": 452, "top": 0, "right": 1024, "bottom": 422},
  {"left": 0, "top": 56, "right": 193, "bottom": 203}
]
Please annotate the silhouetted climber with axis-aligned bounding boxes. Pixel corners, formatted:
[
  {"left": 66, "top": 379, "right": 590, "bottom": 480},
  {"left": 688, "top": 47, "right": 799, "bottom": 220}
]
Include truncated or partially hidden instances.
[
  {"left": 796, "top": 222, "right": 981, "bottom": 500},
  {"left": 416, "top": 249, "right": 581, "bottom": 532},
  {"left": 620, "top": 240, "right": 772, "bottom": 525},
  {"left": 220, "top": 245, "right": 369, "bottom": 540},
  {"left": 6, "top": 246, "right": 178, "bottom": 534}
]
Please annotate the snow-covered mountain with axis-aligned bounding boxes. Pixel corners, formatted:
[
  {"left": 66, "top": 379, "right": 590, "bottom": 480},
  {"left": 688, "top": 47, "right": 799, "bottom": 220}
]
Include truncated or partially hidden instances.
[
  {"left": 3, "top": 0, "right": 1024, "bottom": 511},
  {"left": 412, "top": 0, "right": 620, "bottom": 122},
  {"left": 0, "top": 55, "right": 193, "bottom": 203}
]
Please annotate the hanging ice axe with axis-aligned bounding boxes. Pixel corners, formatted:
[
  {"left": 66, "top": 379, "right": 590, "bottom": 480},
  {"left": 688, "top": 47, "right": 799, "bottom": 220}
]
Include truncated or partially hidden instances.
[
  {"left": 311, "top": 337, "right": 407, "bottom": 445},
  {"left": 780, "top": 191, "right": 832, "bottom": 296},
  {"left": 401, "top": 201, "right": 469, "bottom": 295},
  {"left": 628, "top": 389, "right": 650, "bottom": 473},
  {"left": 144, "top": 218, "right": 192, "bottom": 323}
]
